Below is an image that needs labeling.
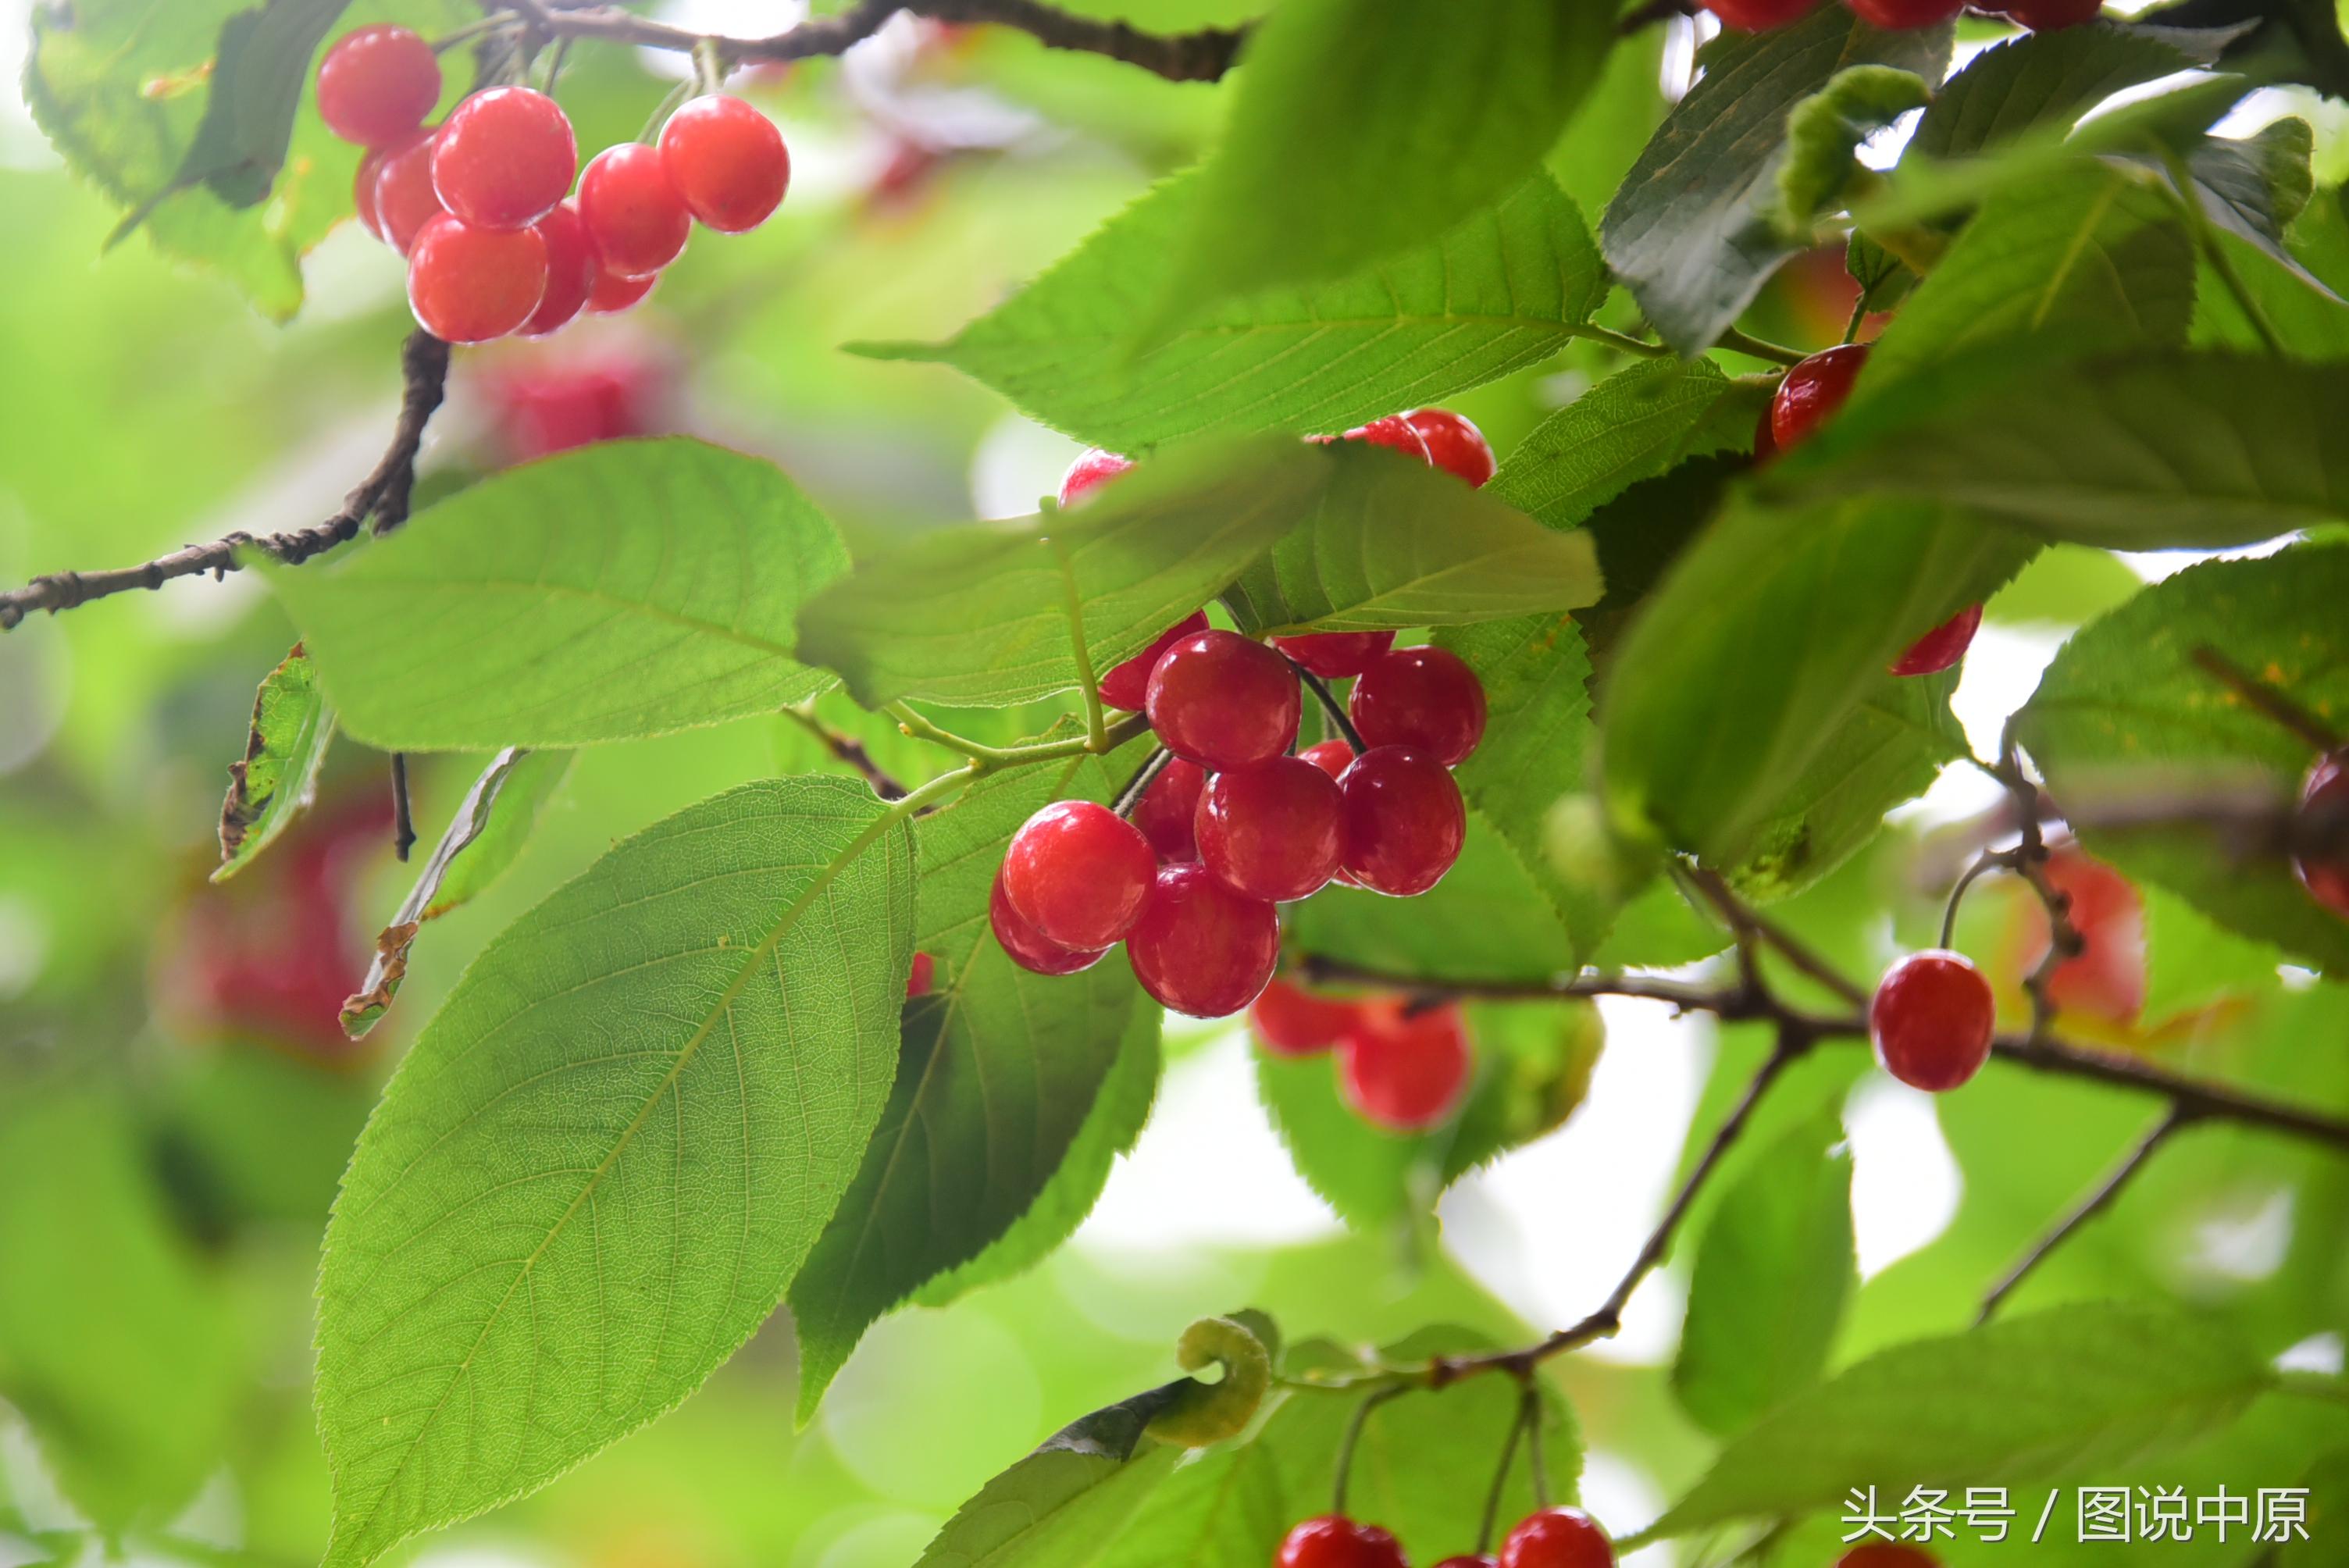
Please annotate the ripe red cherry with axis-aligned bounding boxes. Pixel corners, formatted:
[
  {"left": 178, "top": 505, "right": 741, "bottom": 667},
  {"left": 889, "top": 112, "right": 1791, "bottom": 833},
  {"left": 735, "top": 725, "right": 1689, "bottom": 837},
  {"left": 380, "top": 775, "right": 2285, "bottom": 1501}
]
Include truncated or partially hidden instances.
[
  {"left": 1870, "top": 950, "right": 1995, "bottom": 1092},
  {"left": 659, "top": 94, "right": 790, "bottom": 232},
  {"left": 316, "top": 25, "right": 440, "bottom": 148},
  {"left": 906, "top": 951, "right": 935, "bottom": 998},
  {"left": 989, "top": 872, "right": 1107, "bottom": 977},
  {"left": 1889, "top": 602, "right": 1983, "bottom": 677},
  {"left": 1343, "top": 413, "right": 1434, "bottom": 463},
  {"left": 354, "top": 144, "right": 390, "bottom": 239},
  {"left": 1706, "top": 0, "right": 1823, "bottom": 28},
  {"left": 1146, "top": 631, "right": 1301, "bottom": 771},
  {"left": 1498, "top": 1507, "right": 1614, "bottom": 1568},
  {"left": 1132, "top": 757, "right": 1206, "bottom": 864},
  {"left": 1770, "top": 342, "right": 1870, "bottom": 451},
  {"left": 1276, "top": 1516, "right": 1408, "bottom": 1568},
  {"left": 1341, "top": 1003, "right": 1471, "bottom": 1130},
  {"left": 1059, "top": 448, "right": 1132, "bottom": 507},
  {"left": 1997, "top": 0, "right": 2101, "bottom": 27},
  {"left": 586, "top": 262, "right": 658, "bottom": 315},
  {"left": 433, "top": 86, "right": 577, "bottom": 231},
  {"left": 578, "top": 142, "right": 691, "bottom": 277},
  {"left": 519, "top": 201, "right": 597, "bottom": 337},
  {"left": 1273, "top": 629, "right": 1397, "bottom": 679},
  {"left": 1196, "top": 756, "right": 1346, "bottom": 902},
  {"left": 1249, "top": 978, "right": 1360, "bottom": 1057},
  {"left": 1001, "top": 800, "right": 1157, "bottom": 950},
  {"left": 406, "top": 213, "right": 548, "bottom": 343},
  {"left": 1099, "top": 611, "right": 1210, "bottom": 711},
  {"left": 1837, "top": 1546, "right": 1941, "bottom": 1568},
  {"left": 1402, "top": 408, "right": 1497, "bottom": 487},
  {"left": 372, "top": 127, "right": 444, "bottom": 255},
  {"left": 1125, "top": 864, "right": 1281, "bottom": 1018},
  {"left": 1299, "top": 739, "right": 1355, "bottom": 781},
  {"left": 2296, "top": 751, "right": 2349, "bottom": 919},
  {"left": 1339, "top": 747, "right": 1467, "bottom": 896},
  {"left": 1846, "top": 0, "right": 1965, "bottom": 28},
  {"left": 1350, "top": 645, "right": 1488, "bottom": 767}
]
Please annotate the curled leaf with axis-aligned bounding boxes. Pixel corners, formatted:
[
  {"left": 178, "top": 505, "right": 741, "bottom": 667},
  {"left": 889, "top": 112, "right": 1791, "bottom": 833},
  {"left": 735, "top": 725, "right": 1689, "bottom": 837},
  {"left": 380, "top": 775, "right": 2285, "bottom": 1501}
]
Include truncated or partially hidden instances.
[
  {"left": 216, "top": 642, "right": 335, "bottom": 882},
  {"left": 1144, "top": 1315, "right": 1273, "bottom": 1447},
  {"left": 1773, "top": 66, "right": 1932, "bottom": 240}
]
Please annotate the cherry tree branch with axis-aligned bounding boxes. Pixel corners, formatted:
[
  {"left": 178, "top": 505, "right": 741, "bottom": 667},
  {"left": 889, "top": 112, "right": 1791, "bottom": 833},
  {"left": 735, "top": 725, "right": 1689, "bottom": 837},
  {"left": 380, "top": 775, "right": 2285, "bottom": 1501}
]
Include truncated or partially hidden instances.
[
  {"left": 1978, "top": 1104, "right": 2198, "bottom": 1322},
  {"left": 781, "top": 702, "right": 911, "bottom": 800}
]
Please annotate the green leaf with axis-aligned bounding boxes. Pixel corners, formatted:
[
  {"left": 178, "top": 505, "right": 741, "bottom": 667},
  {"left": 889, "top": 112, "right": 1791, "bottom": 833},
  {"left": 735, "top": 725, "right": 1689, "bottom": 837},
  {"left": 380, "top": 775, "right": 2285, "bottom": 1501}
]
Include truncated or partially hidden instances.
[
  {"left": 1600, "top": 9, "right": 1951, "bottom": 353},
  {"left": 1146, "top": 0, "right": 1614, "bottom": 335},
  {"left": 1671, "top": 1098, "right": 1855, "bottom": 1439},
  {"left": 1573, "top": 455, "right": 1748, "bottom": 672},
  {"left": 214, "top": 640, "right": 336, "bottom": 882},
  {"left": 151, "top": 0, "right": 351, "bottom": 215},
  {"left": 1771, "top": 67, "right": 1932, "bottom": 238},
  {"left": 2013, "top": 541, "right": 2349, "bottom": 974},
  {"left": 338, "top": 747, "right": 576, "bottom": 1039},
  {"left": 1486, "top": 359, "right": 1768, "bottom": 533},
  {"left": 1220, "top": 447, "right": 1602, "bottom": 636},
  {"left": 790, "top": 749, "right": 1160, "bottom": 1417},
  {"left": 1906, "top": 21, "right": 2203, "bottom": 162},
  {"left": 794, "top": 437, "right": 1303, "bottom": 710},
  {"left": 1637, "top": 1302, "right": 2274, "bottom": 1541},
  {"left": 2183, "top": 119, "right": 2316, "bottom": 261},
  {"left": 1285, "top": 823, "right": 1580, "bottom": 987},
  {"left": 314, "top": 775, "right": 917, "bottom": 1568},
  {"left": 914, "top": 1386, "right": 1187, "bottom": 1568},
  {"left": 856, "top": 170, "right": 1606, "bottom": 453},
  {"left": 272, "top": 439, "right": 848, "bottom": 749}
]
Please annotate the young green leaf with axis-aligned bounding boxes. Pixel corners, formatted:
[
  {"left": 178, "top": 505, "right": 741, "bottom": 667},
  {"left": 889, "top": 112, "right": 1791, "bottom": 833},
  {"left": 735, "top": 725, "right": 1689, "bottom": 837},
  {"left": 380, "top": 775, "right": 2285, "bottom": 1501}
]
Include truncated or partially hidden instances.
[
  {"left": 216, "top": 641, "right": 337, "bottom": 882},
  {"left": 1771, "top": 66, "right": 1932, "bottom": 239},
  {"left": 1486, "top": 359, "right": 1767, "bottom": 533},
  {"left": 271, "top": 439, "right": 848, "bottom": 750},
  {"left": 314, "top": 776, "right": 917, "bottom": 1568},
  {"left": 914, "top": 1384, "right": 1188, "bottom": 1568},
  {"left": 855, "top": 169, "right": 1606, "bottom": 453}
]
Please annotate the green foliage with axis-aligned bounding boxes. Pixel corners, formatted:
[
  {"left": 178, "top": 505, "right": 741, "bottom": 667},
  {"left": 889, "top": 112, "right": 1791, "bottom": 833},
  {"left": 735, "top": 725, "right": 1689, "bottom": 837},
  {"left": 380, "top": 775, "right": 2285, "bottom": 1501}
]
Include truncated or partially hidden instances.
[
  {"left": 273, "top": 440, "right": 849, "bottom": 749},
  {"left": 1905, "top": 20, "right": 2205, "bottom": 162},
  {"left": 1773, "top": 67, "right": 1933, "bottom": 238},
  {"left": 1486, "top": 359, "right": 1769, "bottom": 532},
  {"left": 1285, "top": 829, "right": 1579, "bottom": 986},
  {"left": 314, "top": 776, "right": 917, "bottom": 1566},
  {"left": 214, "top": 640, "right": 337, "bottom": 881},
  {"left": 915, "top": 1384, "right": 1192, "bottom": 1567}
]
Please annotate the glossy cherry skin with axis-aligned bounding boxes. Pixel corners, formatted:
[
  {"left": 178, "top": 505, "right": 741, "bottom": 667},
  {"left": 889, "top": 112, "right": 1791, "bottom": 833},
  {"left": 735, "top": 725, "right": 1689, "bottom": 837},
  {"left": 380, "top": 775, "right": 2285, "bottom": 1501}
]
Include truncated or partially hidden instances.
[
  {"left": 1846, "top": 0, "right": 1966, "bottom": 28},
  {"left": 1498, "top": 1506, "right": 1615, "bottom": 1568},
  {"left": 1340, "top": 1003, "right": 1471, "bottom": 1130},
  {"left": 1059, "top": 447, "right": 1132, "bottom": 506},
  {"left": 405, "top": 213, "right": 548, "bottom": 343},
  {"left": 1001, "top": 800, "right": 1157, "bottom": 950},
  {"left": 1125, "top": 864, "right": 1281, "bottom": 1019},
  {"left": 316, "top": 25, "right": 440, "bottom": 148},
  {"left": 1132, "top": 757, "right": 1206, "bottom": 864},
  {"left": 659, "top": 94, "right": 790, "bottom": 232},
  {"left": 1196, "top": 755, "right": 1346, "bottom": 902},
  {"left": 1836, "top": 1546, "right": 1941, "bottom": 1568},
  {"left": 519, "top": 201, "right": 597, "bottom": 337},
  {"left": 1870, "top": 950, "right": 1995, "bottom": 1092},
  {"left": 1276, "top": 1515, "right": 1409, "bottom": 1568},
  {"left": 1770, "top": 342, "right": 1870, "bottom": 451},
  {"left": 433, "top": 86, "right": 577, "bottom": 230},
  {"left": 578, "top": 142, "right": 691, "bottom": 277},
  {"left": 1146, "top": 631, "right": 1301, "bottom": 771},
  {"left": 1100, "top": 611, "right": 1210, "bottom": 711},
  {"left": 354, "top": 144, "right": 390, "bottom": 239},
  {"left": 905, "top": 951, "right": 935, "bottom": 998},
  {"left": 1344, "top": 413, "right": 1434, "bottom": 462},
  {"left": 372, "top": 127, "right": 444, "bottom": 255},
  {"left": 1997, "top": 0, "right": 2101, "bottom": 27},
  {"left": 1249, "top": 978, "right": 1360, "bottom": 1057},
  {"left": 2297, "top": 751, "right": 2349, "bottom": 919},
  {"left": 1339, "top": 747, "right": 1467, "bottom": 896},
  {"left": 1299, "top": 739, "right": 1356, "bottom": 781},
  {"left": 1706, "top": 0, "right": 1823, "bottom": 28},
  {"left": 586, "top": 262, "right": 658, "bottom": 315},
  {"left": 1890, "top": 603, "right": 1983, "bottom": 677},
  {"left": 1403, "top": 408, "right": 1497, "bottom": 487},
  {"left": 1350, "top": 646, "right": 1488, "bottom": 767},
  {"left": 1274, "top": 629, "right": 1397, "bottom": 679},
  {"left": 989, "top": 872, "right": 1108, "bottom": 976}
]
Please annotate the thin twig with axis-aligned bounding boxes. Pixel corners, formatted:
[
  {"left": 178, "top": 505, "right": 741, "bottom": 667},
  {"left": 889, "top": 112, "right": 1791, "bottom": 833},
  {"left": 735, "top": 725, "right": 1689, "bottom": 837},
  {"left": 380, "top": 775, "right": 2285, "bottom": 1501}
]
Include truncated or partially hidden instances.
[
  {"left": 1979, "top": 1106, "right": 2198, "bottom": 1321},
  {"left": 390, "top": 754, "right": 418, "bottom": 862},
  {"left": 1330, "top": 1387, "right": 1404, "bottom": 1516},
  {"left": 781, "top": 702, "right": 910, "bottom": 800},
  {"left": 1473, "top": 1396, "right": 1533, "bottom": 1556},
  {"left": 1986, "top": 740, "right": 2079, "bottom": 1044}
]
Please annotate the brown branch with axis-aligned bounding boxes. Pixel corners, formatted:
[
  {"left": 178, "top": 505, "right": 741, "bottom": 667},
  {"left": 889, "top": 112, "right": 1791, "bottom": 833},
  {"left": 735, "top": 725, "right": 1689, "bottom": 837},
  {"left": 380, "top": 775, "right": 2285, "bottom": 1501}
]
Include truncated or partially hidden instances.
[
  {"left": 1979, "top": 1105, "right": 2198, "bottom": 1322},
  {"left": 390, "top": 753, "right": 418, "bottom": 862},
  {"left": 0, "top": 330, "right": 450, "bottom": 633},
  {"left": 781, "top": 703, "right": 910, "bottom": 800}
]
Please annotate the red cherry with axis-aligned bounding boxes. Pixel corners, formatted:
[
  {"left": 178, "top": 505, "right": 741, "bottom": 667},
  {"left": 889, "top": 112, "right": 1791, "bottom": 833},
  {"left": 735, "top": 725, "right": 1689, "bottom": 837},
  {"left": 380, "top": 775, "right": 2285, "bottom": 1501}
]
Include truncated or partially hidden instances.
[
  {"left": 1846, "top": 0, "right": 1965, "bottom": 27},
  {"left": 1402, "top": 408, "right": 1497, "bottom": 487},
  {"left": 1350, "top": 646, "right": 1488, "bottom": 767},
  {"left": 1274, "top": 630, "right": 1397, "bottom": 679},
  {"left": 486, "top": 355, "right": 665, "bottom": 462},
  {"left": 354, "top": 145, "right": 389, "bottom": 239},
  {"left": 989, "top": 872, "right": 1107, "bottom": 977},
  {"left": 1276, "top": 1516, "right": 1409, "bottom": 1568},
  {"left": 1059, "top": 448, "right": 1133, "bottom": 507},
  {"left": 518, "top": 201, "right": 597, "bottom": 337},
  {"left": 316, "top": 25, "right": 440, "bottom": 148},
  {"left": 658, "top": 94, "right": 790, "bottom": 233},
  {"left": 2297, "top": 751, "right": 2349, "bottom": 919},
  {"left": 406, "top": 213, "right": 547, "bottom": 343},
  {"left": 1770, "top": 342, "right": 1870, "bottom": 451},
  {"left": 1124, "top": 864, "right": 1280, "bottom": 1019},
  {"left": 2021, "top": 846, "right": 2146, "bottom": 1023},
  {"left": 1870, "top": 950, "right": 1995, "bottom": 1092},
  {"left": 1344, "top": 414, "right": 1434, "bottom": 463},
  {"left": 1837, "top": 1547, "right": 1941, "bottom": 1568},
  {"left": 578, "top": 142, "right": 691, "bottom": 277},
  {"left": 1001, "top": 800, "right": 1157, "bottom": 950},
  {"left": 1132, "top": 757, "right": 1206, "bottom": 864},
  {"left": 1706, "top": 0, "right": 1823, "bottom": 28},
  {"left": 372, "top": 127, "right": 444, "bottom": 256},
  {"left": 1996, "top": 0, "right": 2101, "bottom": 27},
  {"left": 1299, "top": 739, "right": 1355, "bottom": 781},
  {"left": 1099, "top": 611, "right": 1210, "bottom": 711},
  {"left": 1249, "top": 978, "right": 1360, "bottom": 1057},
  {"left": 1339, "top": 747, "right": 1467, "bottom": 896},
  {"left": 906, "top": 951, "right": 935, "bottom": 998},
  {"left": 587, "top": 261, "right": 658, "bottom": 315},
  {"left": 1750, "top": 402, "right": 1779, "bottom": 465},
  {"left": 1340, "top": 1003, "right": 1471, "bottom": 1130},
  {"left": 1889, "top": 603, "right": 1982, "bottom": 677},
  {"left": 1196, "top": 755, "right": 1346, "bottom": 903},
  {"left": 433, "top": 86, "right": 577, "bottom": 231},
  {"left": 1146, "top": 631, "right": 1301, "bottom": 772},
  {"left": 1498, "top": 1507, "right": 1614, "bottom": 1568}
]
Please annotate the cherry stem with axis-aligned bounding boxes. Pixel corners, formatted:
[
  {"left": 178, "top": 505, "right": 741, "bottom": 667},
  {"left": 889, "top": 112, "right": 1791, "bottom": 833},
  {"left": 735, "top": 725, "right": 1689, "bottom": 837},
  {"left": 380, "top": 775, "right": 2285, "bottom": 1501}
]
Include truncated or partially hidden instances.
[
  {"left": 1472, "top": 1395, "right": 1532, "bottom": 1556},
  {"left": 1048, "top": 534, "right": 1110, "bottom": 753},
  {"left": 1281, "top": 653, "right": 1367, "bottom": 754},
  {"left": 1520, "top": 1383, "right": 1551, "bottom": 1509},
  {"left": 1110, "top": 747, "right": 1172, "bottom": 819},
  {"left": 1330, "top": 1387, "right": 1403, "bottom": 1516},
  {"left": 1987, "top": 739, "right": 2080, "bottom": 1045},
  {"left": 1978, "top": 1103, "right": 2199, "bottom": 1322}
]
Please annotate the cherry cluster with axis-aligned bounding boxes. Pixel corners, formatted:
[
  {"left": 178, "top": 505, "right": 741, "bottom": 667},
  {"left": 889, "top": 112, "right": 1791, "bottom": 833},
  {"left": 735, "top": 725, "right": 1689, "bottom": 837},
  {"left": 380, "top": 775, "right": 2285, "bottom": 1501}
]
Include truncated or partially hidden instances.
[
  {"left": 317, "top": 25, "right": 789, "bottom": 344},
  {"left": 989, "top": 411, "right": 1496, "bottom": 1025},
  {"left": 1707, "top": 0, "right": 2098, "bottom": 32},
  {"left": 1278, "top": 1502, "right": 1615, "bottom": 1568},
  {"left": 1252, "top": 978, "right": 1474, "bottom": 1131}
]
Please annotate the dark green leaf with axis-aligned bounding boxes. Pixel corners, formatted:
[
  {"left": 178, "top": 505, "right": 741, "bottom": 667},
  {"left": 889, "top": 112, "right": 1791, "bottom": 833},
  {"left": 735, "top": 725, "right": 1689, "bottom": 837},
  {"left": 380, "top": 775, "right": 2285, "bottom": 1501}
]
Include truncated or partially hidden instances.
[
  {"left": 1487, "top": 359, "right": 1767, "bottom": 532},
  {"left": 1908, "top": 21, "right": 2202, "bottom": 161},
  {"left": 214, "top": 640, "right": 336, "bottom": 882},
  {"left": 1285, "top": 824, "right": 1581, "bottom": 987},
  {"left": 166, "top": 0, "right": 351, "bottom": 213},
  {"left": 914, "top": 1384, "right": 1189, "bottom": 1567}
]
